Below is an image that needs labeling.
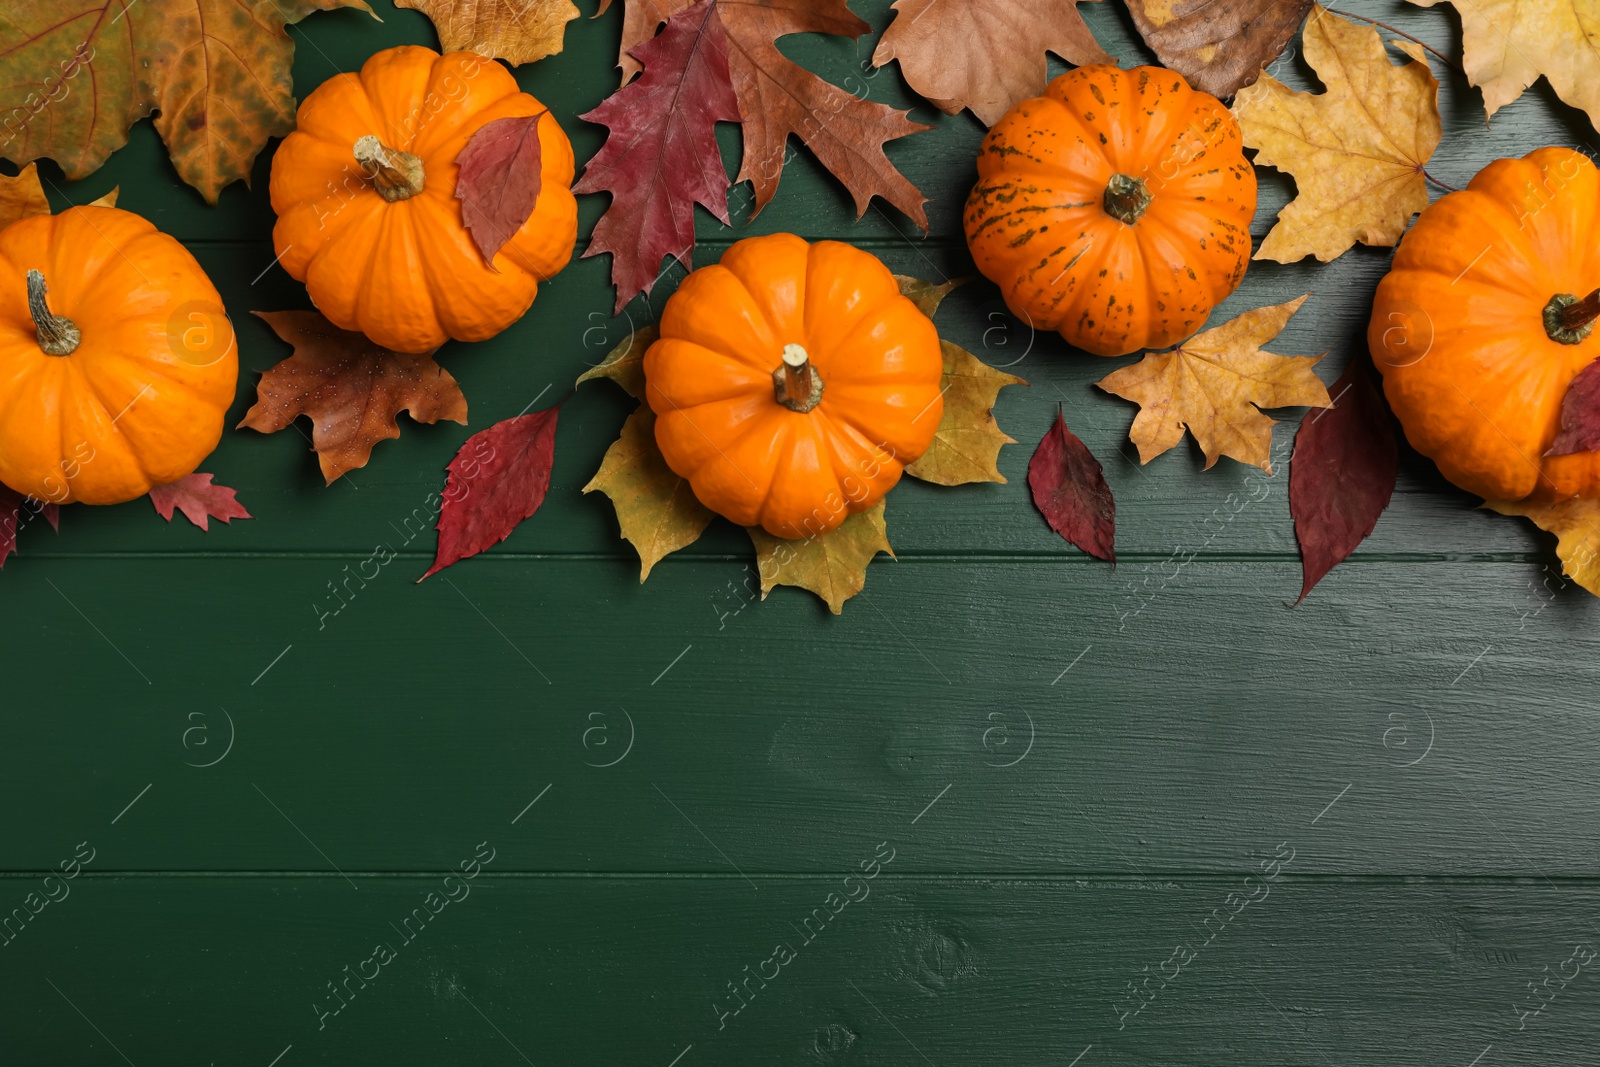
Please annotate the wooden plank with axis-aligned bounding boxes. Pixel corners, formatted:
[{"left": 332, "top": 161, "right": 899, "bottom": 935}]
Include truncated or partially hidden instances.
[
  {"left": 2, "top": 557, "right": 1594, "bottom": 874},
  {"left": 0, "top": 874, "right": 1590, "bottom": 1064}
]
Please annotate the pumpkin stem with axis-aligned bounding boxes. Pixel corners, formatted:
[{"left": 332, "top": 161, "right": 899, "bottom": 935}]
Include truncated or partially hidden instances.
[
  {"left": 1103, "top": 173, "right": 1152, "bottom": 226},
  {"left": 1545, "top": 288, "right": 1600, "bottom": 345},
  {"left": 354, "top": 135, "right": 425, "bottom": 202},
  {"left": 773, "top": 343, "right": 824, "bottom": 413},
  {"left": 26, "top": 269, "right": 80, "bottom": 356}
]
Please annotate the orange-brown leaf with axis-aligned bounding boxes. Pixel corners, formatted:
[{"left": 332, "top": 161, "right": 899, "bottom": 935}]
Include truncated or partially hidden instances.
[
  {"left": 872, "top": 0, "right": 1113, "bottom": 125},
  {"left": 1126, "top": 0, "right": 1310, "bottom": 99},
  {"left": 0, "top": 163, "right": 49, "bottom": 229},
  {"left": 396, "top": 0, "right": 579, "bottom": 65},
  {"left": 242, "top": 311, "right": 468, "bottom": 485},
  {"left": 598, "top": 0, "right": 697, "bottom": 82}
]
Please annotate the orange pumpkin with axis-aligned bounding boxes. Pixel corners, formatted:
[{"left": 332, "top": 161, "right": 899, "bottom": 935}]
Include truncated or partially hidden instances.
[
  {"left": 644, "top": 234, "right": 943, "bottom": 539},
  {"left": 964, "top": 65, "right": 1256, "bottom": 357},
  {"left": 269, "top": 45, "right": 577, "bottom": 354},
  {"left": 0, "top": 206, "right": 237, "bottom": 505},
  {"left": 1370, "top": 147, "right": 1600, "bottom": 502}
]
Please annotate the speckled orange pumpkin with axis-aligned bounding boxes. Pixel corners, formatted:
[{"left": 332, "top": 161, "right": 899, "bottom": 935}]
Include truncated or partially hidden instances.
[
  {"left": 269, "top": 45, "right": 577, "bottom": 354},
  {"left": 964, "top": 65, "right": 1256, "bottom": 357},
  {"left": 1370, "top": 147, "right": 1600, "bottom": 503},
  {"left": 644, "top": 234, "right": 943, "bottom": 539}
]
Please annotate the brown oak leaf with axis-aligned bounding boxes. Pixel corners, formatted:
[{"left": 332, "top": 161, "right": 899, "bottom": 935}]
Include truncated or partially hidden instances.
[
  {"left": 1126, "top": 0, "right": 1311, "bottom": 98},
  {"left": 1232, "top": 7, "right": 1442, "bottom": 262},
  {"left": 1485, "top": 497, "right": 1600, "bottom": 597},
  {"left": 584, "top": 406, "right": 715, "bottom": 581},
  {"left": 1288, "top": 362, "right": 1398, "bottom": 603},
  {"left": 1409, "top": 0, "right": 1600, "bottom": 132},
  {"left": 149, "top": 473, "right": 252, "bottom": 532},
  {"left": 748, "top": 501, "right": 892, "bottom": 614},
  {"left": 872, "top": 0, "right": 1114, "bottom": 125},
  {"left": 456, "top": 112, "right": 548, "bottom": 266},
  {"left": 422, "top": 407, "right": 561, "bottom": 580},
  {"left": 0, "top": 0, "right": 375, "bottom": 203},
  {"left": 1029, "top": 407, "right": 1116, "bottom": 562},
  {"left": 242, "top": 311, "right": 468, "bottom": 484},
  {"left": 1096, "top": 295, "right": 1332, "bottom": 471},
  {"left": 396, "top": 0, "right": 579, "bottom": 65}
]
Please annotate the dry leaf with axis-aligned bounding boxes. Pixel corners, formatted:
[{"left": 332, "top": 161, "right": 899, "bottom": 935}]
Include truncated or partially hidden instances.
[
  {"left": 396, "top": 0, "right": 579, "bottom": 65},
  {"left": 0, "top": 163, "right": 49, "bottom": 228},
  {"left": 242, "top": 311, "right": 468, "bottom": 484},
  {"left": 0, "top": 0, "right": 375, "bottom": 203},
  {"left": 149, "top": 474, "right": 252, "bottom": 532},
  {"left": 1547, "top": 355, "right": 1600, "bottom": 456},
  {"left": 584, "top": 406, "right": 715, "bottom": 581},
  {"left": 1485, "top": 497, "right": 1600, "bottom": 597},
  {"left": 1126, "top": 0, "right": 1311, "bottom": 98},
  {"left": 422, "top": 407, "right": 561, "bottom": 580},
  {"left": 576, "top": 325, "right": 658, "bottom": 400},
  {"left": 1029, "top": 407, "right": 1116, "bottom": 561},
  {"left": 892, "top": 274, "right": 968, "bottom": 319},
  {"left": 905, "top": 341, "right": 1025, "bottom": 485},
  {"left": 0, "top": 486, "right": 22, "bottom": 570},
  {"left": 1410, "top": 0, "right": 1600, "bottom": 131},
  {"left": 1233, "top": 6, "right": 1441, "bottom": 262},
  {"left": 871, "top": 0, "right": 1113, "bottom": 126},
  {"left": 597, "top": 0, "right": 692, "bottom": 82},
  {"left": 748, "top": 501, "right": 892, "bottom": 614},
  {"left": 456, "top": 112, "right": 548, "bottom": 266},
  {"left": 88, "top": 187, "right": 118, "bottom": 208},
  {"left": 1096, "top": 295, "right": 1332, "bottom": 471}
]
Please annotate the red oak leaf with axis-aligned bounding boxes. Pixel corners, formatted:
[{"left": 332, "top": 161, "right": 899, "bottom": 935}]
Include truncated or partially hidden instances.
[
  {"left": 1289, "top": 362, "right": 1398, "bottom": 603},
  {"left": 1028, "top": 408, "right": 1116, "bottom": 562},
  {"left": 421, "top": 406, "right": 562, "bottom": 580},
  {"left": 576, "top": 0, "right": 740, "bottom": 312},
  {"left": 149, "top": 473, "right": 253, "bottom": 532},
  {"left": 1547, "top": 357, "right": 1600, "bottom": 456},
  {"left": 456, "top": 112, "right": 548, "bottom": 267}
]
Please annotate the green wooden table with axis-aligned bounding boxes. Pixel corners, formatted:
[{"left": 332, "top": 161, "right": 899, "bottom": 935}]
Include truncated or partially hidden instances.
[{"left": 5, "top": 2, "right": 1599, "bottom": 1063}]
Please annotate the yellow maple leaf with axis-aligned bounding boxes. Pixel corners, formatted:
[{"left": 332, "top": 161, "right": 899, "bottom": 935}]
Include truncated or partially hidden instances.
[
  {"left": 575, "top": 325, "right": 658, "bottom": 400},
  {"left": 1096, "top": 295, "right": 1331, "bottom": 472},
  {"left": 1484, "top": 497, "right": 1600, "bottom": 596},
  {"left": 1410, "top": 0, "right": 1600, "bottom": 131},
  {"left": 1232, "top": 6, "right": 1441, "bottom": 263},
  {"left": 396, "top": 0, "right": 580, "bottom": 65},
  {"left": 747, "top": 502, "right": 892, "bottom": 615},
  {"left": 583, "top": 406, "right": 714, "bottom": 582}
]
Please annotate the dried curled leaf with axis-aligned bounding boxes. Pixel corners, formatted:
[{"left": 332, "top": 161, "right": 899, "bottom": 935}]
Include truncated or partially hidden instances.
[
  {"left": 1096, "top": 295, "right": 1332, "bottom": 472},
  {"left": 396, "top": 0, "right": 579, "bottom": 65},
  {"left": 576, "top": 325, "right": 658, "bottom": 400},
  {"left": 748, "top": 501, "right": 892, "bottom": 614},
  {"left": 242, "top": 311, "right": 468, "bottom": 484},
  {"left": 584, "top": 406, "right": 715, "bottom": 581},
  {"left": 1485, "top": 497, "right": 1600, "bottom": 597},
  {"left": 0, "top": 0, "right": 375, "bottom": 203},
  {"left": 1126, "top": 0, "right": 1311, "bottom": 98},
  {"left": 871, "top": 0, "right": 1114, "bottom": 126},
  {"left": 1232, "top": 6, "right": 1441, "bottom": 262},
  {"left": 1409, "top": 0, "right": 1600, "bottom": 131}
]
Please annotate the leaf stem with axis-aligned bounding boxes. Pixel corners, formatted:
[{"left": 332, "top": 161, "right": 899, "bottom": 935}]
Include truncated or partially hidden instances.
[
  {"left": 1421, "top": 169, "right": 1459, "bottom": 194},
  {"left": 1321, "top": 8, "right": 1460, "bottom": 71}
]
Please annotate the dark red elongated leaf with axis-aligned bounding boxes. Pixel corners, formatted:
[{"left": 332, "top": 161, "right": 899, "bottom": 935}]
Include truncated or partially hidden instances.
[
  {"left": 1547, "top": 357, "right": 1600, "bottom": 456},
  {"left": 575, "top": 0, "right": 740, "bottom": 312},
  {"left": 0, "top": 485, "right": 21, "bottom": 570},
  {"left": 1289, "top": 362, "right": 1398, "bottom": 603},
  {"left": 422, "top": 407, "right": 562, "bottom": 580},
  {"left": 40, "top": 503, "right": 58, "bottom": 532},
  {"left": 149, "top": 473, "right": 253, "bottom": 532},
  {"left": 1028, "top": 408, "right": 1116, "bottom": 562},
  {"left": 456, "top": 112, "right": 548, "bottom": 268}
]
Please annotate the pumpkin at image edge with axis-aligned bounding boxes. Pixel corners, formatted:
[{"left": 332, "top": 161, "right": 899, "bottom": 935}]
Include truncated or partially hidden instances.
[
  {"left": 269, "top": 45, "right": 578, "bottom": 354},
  {"left": 0, "top": 206, "right": 238, "bottom": 506},
  {"left": 964, "top": 64, "right": 1257, "bottom": 358},
  {"left": 1369, "top": 147, "right": 1600, "bottom": 503},
  {"left": 644, "top": 234, "right": 944, "bottom": 540}
]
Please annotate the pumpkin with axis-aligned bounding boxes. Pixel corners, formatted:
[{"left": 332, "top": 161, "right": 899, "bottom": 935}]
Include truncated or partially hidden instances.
[
  {"left": 1370, "top": 147, "right": 1600, "bottom": 502},
  {"left": 964, "top": 65, "right": 1256, "bottom": 358},
  {"left": 0, "top": 206, "right": 237, "bottom": 506},
  {"left": 644, "top": 234, "right": 943, "bottom": 539},
  {"left": 269, "top": 45, "right": 577, "bottom": 354}
]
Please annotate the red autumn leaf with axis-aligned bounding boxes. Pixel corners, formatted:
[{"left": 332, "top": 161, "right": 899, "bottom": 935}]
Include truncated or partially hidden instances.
[
  {"left": 241, "top": 311, "right": 469, "bottom": 484},
  {"left": 1028, "top": 408, "right": 1116, "bottom": 562},
  {"left": 149, "top": 473, "right": 253, "bottom": 532},
  {"left": 0, "top": 485, "right": 21, "bottom": 570},
  {"left": 421, "top": 406, "right": 562, "bottom": 580},
  {"left": 576, "top": 0, "right": 740, "bottom": 312},
  {"left": 40, "top": 503, "right": 58, "bottom": 532},
  {"left": 1289, "top": 362, "right": 1398, "bottom": 603},
  {"left": 456, "top": 112, "right": 548, "bottom": 267},
  {"left": 1547, "top": 357, "right": 1600, "bottom": 456}
]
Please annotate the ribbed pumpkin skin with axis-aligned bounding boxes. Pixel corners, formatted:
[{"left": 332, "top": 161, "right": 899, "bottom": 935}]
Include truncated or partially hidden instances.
[
  {"left": 0, "top": 207, "right": 238, "bottom": 505},
  {"left": 644, "top": 234, "right": 943, "bottom": 539},
  {"left": 269, "top": 46, "right": 577, "bottom": 354},
  {"left": 964, "top": 65, "right": 1256, "bottom": 357},
  {"left": 1370, "top": 148, "right": 1600, "bottom": 502}
]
